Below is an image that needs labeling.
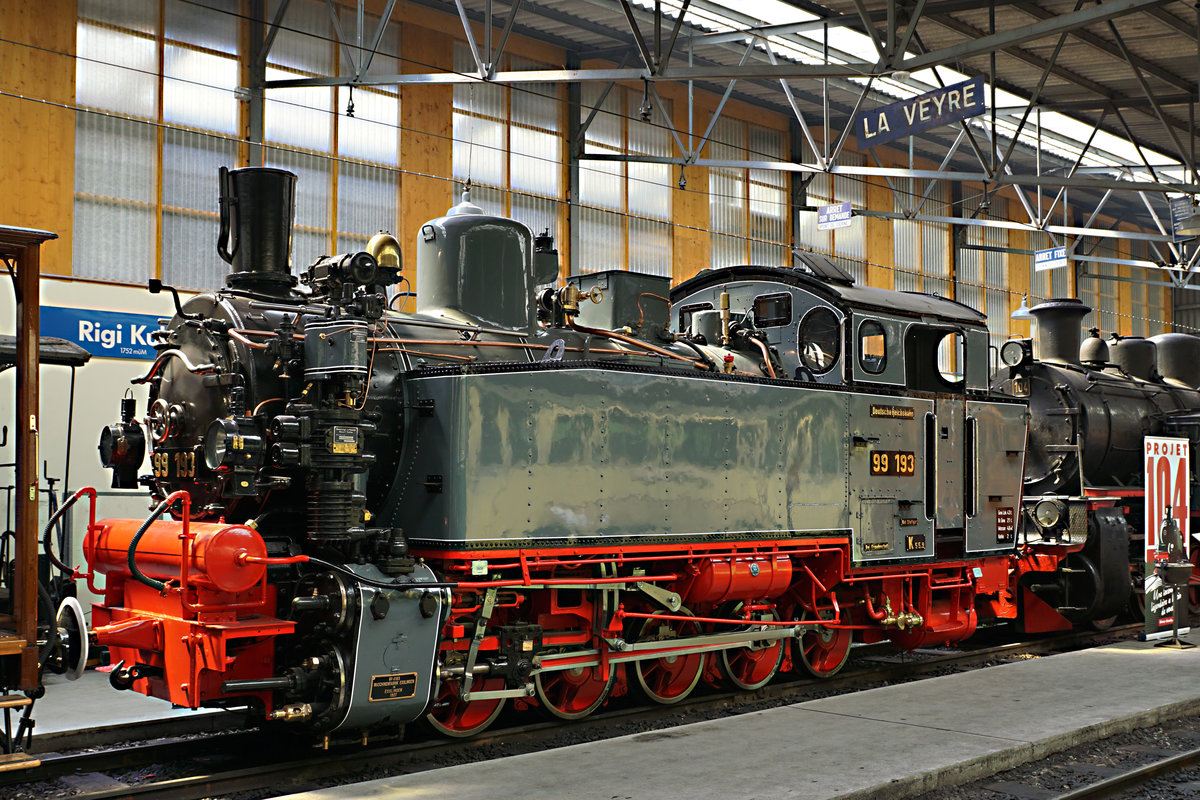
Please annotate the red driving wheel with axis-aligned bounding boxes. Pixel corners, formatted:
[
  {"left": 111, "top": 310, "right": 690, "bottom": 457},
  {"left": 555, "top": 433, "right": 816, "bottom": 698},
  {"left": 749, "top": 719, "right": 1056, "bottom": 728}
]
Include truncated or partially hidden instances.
[
  {"left": 633, "top": 611, "right": 705, "bottom": 704},
  {"left": 426, "top": 676, "right": 506, "bottom": 738},
  {"left": 719, "top": 606, "right": 784, "bottom": 691},
  {"left": 534, "top": 661, "right": 614, "bottom": 720},
  {"left": 794, "top": 609, "right": 851, "bottom": 678}
]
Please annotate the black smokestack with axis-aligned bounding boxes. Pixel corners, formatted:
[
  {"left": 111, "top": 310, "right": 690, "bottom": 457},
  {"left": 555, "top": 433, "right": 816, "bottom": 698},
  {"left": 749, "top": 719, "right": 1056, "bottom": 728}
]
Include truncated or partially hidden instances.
[{"left": 217, "top": 166, "right": 297, "bottom": 290}]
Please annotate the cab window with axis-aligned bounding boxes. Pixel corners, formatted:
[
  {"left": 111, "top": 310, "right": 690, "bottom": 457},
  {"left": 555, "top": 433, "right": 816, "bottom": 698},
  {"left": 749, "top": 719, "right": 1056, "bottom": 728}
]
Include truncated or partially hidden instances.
[
  {"left": 753, "top": 293, "right": 792, "bottom": 328},
  {"left": 798, "top": 306, "right": 840, "bottom": 375},
  {"left": 859, "top": 320, "right": 887, "bottom": 374}
]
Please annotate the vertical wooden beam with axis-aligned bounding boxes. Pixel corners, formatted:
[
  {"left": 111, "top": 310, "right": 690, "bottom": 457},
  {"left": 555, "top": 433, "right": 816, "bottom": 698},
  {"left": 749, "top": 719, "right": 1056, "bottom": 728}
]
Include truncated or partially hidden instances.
[
  {"left": 671, "top": 97, "right": 708, "bottom": 286},
  {"left": 865, "top": 176, "right": 894, "bottom": 289},
  {"left": 398, "top": 23, "right": 453, "bottom": 313}
]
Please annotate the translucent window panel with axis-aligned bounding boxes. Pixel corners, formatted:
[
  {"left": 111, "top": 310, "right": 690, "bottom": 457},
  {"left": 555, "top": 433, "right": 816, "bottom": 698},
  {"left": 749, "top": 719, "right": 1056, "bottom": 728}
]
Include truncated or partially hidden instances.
[
  {"left": 922, "top": 222, "right": 949, "bottom": 280},
  {"left": 1148, "top": 286, "right": 1167, "bottom": 335},
  {"left": 833, "top": 156, "right": 865, "bottom": 261},
  {"left": 162, "top": 128, "right": 237, "bottom": 213},
  {"left": 76, "top": 23, "right": 158, "bottom": 116},
  {"left": 711, "top": 233, "right": 745, "bottom": 269},
  {"left": 893, "top": 219, "right": 920, "bottom": 271},
  {"left": 708, "top": 118, "right": 744, "bottom": 161},
  {"left": 75, "top": 113, "right": 156, "bottom": 204},
  {"left": 1130, "top": 275, "right": 1148, "bottom": 336},
  {"left": 893, "top": 269, "right": 919, "bottom": 293},
  {"left": 337, "top": 87, "right": 399, "bottom": 165},
  {"left": 1078, "top": 275, "right": 1099, "bottom": 321},
  {"left": 453, "top": 113, "right": 506, "bottom": 187},
  {"left": 79, "top": 0, "right": 156, "bottom": 33},
  {"left": 72, "top": 112, "right": 157, "bottom": 280},
  {"left": 511, "top": 195, "right": 559, "bottom": 248},
  {"left": 265, "top": 68, "right": 332, "bottom": 151},
  {"left": 958, "top": 227, "right": 985, "bottom": 315},
  {"left": 268, "top": 0, "right": 334, "bottom": 74},
  {"left": 582, "top": 84, "right": 622, "bottom": 150},
  {"left": 628, "top": 217, "right": 670, "bottom": 276},
  {"left": 454, "top": 45, "right": 506, "bottom": 118},
  {"left": 628, "top": 162, "right": 670, "bottom": 220},
  {"left": 165, "top": 0, "right": 238, "bottom": 52},
  {"left": 749, "top": 236, "right": 787, "bottom": 266},
  {"left": 266, "top": 149, "right": 331, "bottom": 261},
  {"left": 800, "top": 173, "right": 833, "bottom": 254},
  {"left": 337, "top": 161, "right": 398, "bottom": 246},
  {"left": 628, "top": 98, "right": 671, "bottom": 157},
  {"left": 576, "top": 206, "right": 625, "bottom": 273},
  {"left": 580, "top": 156, "right": 624, "bottom": 211},
  {"left": 511, "top": 77, "right": 559, "bottom": 133},
  {"left": 750, "top": 171, "right": 785, "bottom": 253},
  {"left": 72, "top": 199, "right": 156, "bottom": 283},
  {"left": 510, "top": 126, "right": 560, "bottom": 195},
  {"left": 162, "top": 210, "right": 229, "bottom": 290},
  {"left": 164, "top": 46, "right": 238, "bottom": 133},
  {"left": 710, "top": 168, "right": 745, "bottom": 237},
  {"left": 293, "top": 230, "right": 329, "bottom": 271}
]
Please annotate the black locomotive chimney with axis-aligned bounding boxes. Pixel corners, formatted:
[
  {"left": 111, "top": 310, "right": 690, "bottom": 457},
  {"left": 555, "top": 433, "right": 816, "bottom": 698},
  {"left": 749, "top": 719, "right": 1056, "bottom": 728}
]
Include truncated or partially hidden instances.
[
  {"left": 217, "top": 166, "right": 297, "bottom": 291},
  {"left": 1029, "top": 298, "right": 1090, "bottom": 366}
]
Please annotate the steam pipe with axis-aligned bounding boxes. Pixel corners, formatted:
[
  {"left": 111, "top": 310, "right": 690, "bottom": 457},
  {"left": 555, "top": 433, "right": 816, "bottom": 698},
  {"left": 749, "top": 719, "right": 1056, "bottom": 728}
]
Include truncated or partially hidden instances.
[
  {"left": 746, "top": 336, "right": 777, "bottom": 379},
  {"left": 566, "top": 317, "right": 706, "bottom": 369}
]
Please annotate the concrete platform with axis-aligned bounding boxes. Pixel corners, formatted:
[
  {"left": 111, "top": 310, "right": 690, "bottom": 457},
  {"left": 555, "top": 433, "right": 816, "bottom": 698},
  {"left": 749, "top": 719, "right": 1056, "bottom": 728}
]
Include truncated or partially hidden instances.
[
  {"left": 273, "top": 639, "right": 1200, "bottom": 800},
  {"left": 22, "top": 669, "right": 224, "bottom": 748}
]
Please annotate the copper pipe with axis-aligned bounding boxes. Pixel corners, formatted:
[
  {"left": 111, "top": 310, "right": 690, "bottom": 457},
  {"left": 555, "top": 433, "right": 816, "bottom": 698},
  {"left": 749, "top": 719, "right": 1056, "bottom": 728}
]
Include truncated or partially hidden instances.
[
  {"left": 566, "top": 318, "right": 706, "bottom": 369},
  {"left": 376, "top": 346, "right": 475, "bottom": 362},
  {"left": 747, "top": 336, "right": 777, "bottom": 379}
]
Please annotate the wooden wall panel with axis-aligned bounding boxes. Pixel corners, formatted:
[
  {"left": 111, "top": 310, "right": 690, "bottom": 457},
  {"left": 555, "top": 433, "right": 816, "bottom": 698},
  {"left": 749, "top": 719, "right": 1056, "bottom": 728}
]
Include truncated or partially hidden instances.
[
  {"left": 0, "top": 0, "right": 77, "bottom": 274},
  {"left": 397, "top": 23, "right": 453, "bottom": 313}
]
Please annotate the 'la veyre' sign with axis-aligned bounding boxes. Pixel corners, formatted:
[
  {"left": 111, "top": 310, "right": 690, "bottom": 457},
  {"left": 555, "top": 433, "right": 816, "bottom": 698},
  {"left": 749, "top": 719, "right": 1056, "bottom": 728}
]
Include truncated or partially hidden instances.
[{"left": 856, "top": 76, "right": 986, "bottom": 148}]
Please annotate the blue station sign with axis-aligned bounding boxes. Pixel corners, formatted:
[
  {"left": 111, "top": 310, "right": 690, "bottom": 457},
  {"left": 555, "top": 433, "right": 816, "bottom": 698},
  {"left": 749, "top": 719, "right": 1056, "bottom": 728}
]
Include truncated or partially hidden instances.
[
  {"left": 817, "top": 201, "right": 853, "bottom": 231},
  {"left": 41, "top": 306, "right": 163, "bottom": 360},
  {"left": 856, "top": 77, "right": 986, "bottom": 148}
]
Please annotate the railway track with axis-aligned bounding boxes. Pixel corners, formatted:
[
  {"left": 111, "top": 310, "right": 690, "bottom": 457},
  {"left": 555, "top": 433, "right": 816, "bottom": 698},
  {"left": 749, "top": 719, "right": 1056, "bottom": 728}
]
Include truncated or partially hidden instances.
[
  {"left": 4, "top": 624, "right": 1143, "bottom": 800},
  {"left": 1048, "top": 746, "right": 1200, "bottom": 799}
]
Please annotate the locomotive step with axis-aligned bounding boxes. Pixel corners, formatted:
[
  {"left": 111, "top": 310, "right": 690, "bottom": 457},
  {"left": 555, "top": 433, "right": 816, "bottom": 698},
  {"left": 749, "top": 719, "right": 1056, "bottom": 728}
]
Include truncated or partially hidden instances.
[
  {"left": 0, "top": 694, "right": 32, "bottom": 709},
  {"left": 0, "top": 753, "right": 40, "bottom": 772}
]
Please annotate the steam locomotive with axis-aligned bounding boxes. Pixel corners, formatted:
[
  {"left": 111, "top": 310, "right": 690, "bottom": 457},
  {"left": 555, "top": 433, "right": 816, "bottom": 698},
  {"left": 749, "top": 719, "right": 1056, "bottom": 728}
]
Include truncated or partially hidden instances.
[
  {"left": 72, "top": 166, "right": 1187, "bottom": 739},
  {"left": 992, "top": 301, "right": 1200, "bottom": 629}
]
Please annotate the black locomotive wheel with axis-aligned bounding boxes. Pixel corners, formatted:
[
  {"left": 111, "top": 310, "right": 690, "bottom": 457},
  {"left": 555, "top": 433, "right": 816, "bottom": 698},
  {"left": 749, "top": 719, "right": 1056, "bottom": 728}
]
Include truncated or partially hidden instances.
[
  {"left": 718, "top": 606, "right": 784, "bottom": 691},
  {"left": 534, "top": 662, "right": 614, "bottom": 720},
  {"left": 794, "top": 609, "right": 851, "bottom": 679},
  {"left": 425, "top": 677, "right": 506, "bottom": 738},
  {"left": 633, "top": 611, "right": 706, "bottom": 704}
]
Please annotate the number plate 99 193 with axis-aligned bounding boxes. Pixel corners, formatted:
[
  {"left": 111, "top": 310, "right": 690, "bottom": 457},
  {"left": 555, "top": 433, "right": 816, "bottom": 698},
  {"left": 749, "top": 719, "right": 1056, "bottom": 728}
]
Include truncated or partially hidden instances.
[{"left": 870, "top": 450, "right": 915, "bottom": 476}]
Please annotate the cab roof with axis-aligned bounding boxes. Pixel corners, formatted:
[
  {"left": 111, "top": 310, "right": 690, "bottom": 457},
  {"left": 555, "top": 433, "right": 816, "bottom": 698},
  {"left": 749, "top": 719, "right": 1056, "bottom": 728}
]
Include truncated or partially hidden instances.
[{"left": 671, "top": 264, "right": 988, "bottom": 327}]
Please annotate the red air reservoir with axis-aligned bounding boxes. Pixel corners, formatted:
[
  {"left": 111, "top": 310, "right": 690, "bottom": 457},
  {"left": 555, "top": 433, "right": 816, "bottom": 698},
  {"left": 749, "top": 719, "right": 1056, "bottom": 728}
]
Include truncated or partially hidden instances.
[{"left": 85, "top": 519, "right": 268, "bottom": 594}]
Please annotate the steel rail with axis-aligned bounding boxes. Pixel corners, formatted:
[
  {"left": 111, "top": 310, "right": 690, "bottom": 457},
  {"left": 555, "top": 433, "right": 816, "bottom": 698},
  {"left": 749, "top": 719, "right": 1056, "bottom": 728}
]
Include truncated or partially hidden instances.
[{"left": 1050, "top": 744, "right": 1200, "bottom": 799}]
